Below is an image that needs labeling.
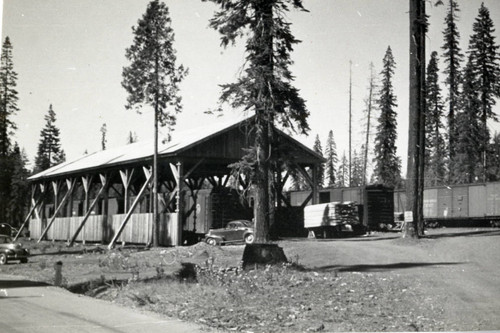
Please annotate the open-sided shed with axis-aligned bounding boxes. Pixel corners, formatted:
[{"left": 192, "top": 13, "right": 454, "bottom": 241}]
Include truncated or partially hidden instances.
[{"left": 21, "top": 116, "right": 324, "bottom": 247}]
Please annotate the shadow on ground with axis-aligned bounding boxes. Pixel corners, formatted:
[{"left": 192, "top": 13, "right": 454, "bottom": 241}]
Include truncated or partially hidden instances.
[
  {"left": 313, "top": 261, "right": 464, "bottom": 273},
  {"left": 0, "top": 279, "right": 50, "bottom": 288},
  {"left": 423, "top": 229, "right": 500, "bottom": 239}
]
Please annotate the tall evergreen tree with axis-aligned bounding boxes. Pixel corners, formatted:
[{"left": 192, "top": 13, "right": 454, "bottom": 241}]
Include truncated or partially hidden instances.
[
  {"left": 100, "top": 123, "right": 107, "bottom": 150},
  {"left": 486, "top": 132, "right": 500, "bottom": 181},
  {"left": 425, "top": 51, "right": 447, "bottom": 186},
  {"left": 324, "top": 130, "right": 338, "bottom": 187},
  {"left": 0, "top": 37, "right": 18, "bottom": 157},
  {"left": 122, "top": 0, "right": 187, "bottom": 246},
  {"left": 289, "top": 171, "right": 308, "bottom": 191},
  {"left": 466, "top": 3, "right": 500, "bottom": 181},
  {"left": 336, "top": 152, "right": 349, "bottom": 187},
  {"left": 0, "top": 37, "right": 20, "bottom": 223},
  {"left": 8, "top": 144, "right": 29, "bottom": 226},
  {"left": 441, "top": 0, "right": 463, "bottom": 174},
  {"left": 350, "top": 148, "right": 364, "bottom": 187},
  {"left": 313, "top": 134, "right": 324, "bottom": 188},
  {"left": 34, "top": 104, "right": 66, "bottom": 173},
  {"left": 454, "top": 59, "right": 483, "bottom": 184},
  {"left": 362, "top": 62, "right": 377, "bottom": 185},
  {"left": 207, "top": 0, "right": 310, "bottom": 243},
  {"left": 373, "top": 46, "right": 401, "bottom": 187},
  {"left": 127, "top": 131, "right": 138, "bottom": 144}
]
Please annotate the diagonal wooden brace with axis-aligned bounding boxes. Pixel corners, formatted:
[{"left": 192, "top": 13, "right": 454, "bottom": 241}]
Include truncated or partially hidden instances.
[
  {"left": 68, "top": 174, "right": 108, "bottom": 247},
  {"left": 37, "top": 178, "right": 76, "bottom": 243}
]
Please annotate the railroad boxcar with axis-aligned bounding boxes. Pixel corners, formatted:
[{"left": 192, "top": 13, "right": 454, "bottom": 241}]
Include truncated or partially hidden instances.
[{"left": 394, "top": 181, "right": 500, "bottom": 227}]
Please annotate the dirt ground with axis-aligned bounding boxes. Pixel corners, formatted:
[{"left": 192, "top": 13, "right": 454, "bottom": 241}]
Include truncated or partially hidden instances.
[{"left": 1, "top": 227, "right": 499, "bottom": 332}]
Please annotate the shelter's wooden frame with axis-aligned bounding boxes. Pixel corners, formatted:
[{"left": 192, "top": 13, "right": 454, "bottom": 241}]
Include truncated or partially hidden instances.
[{"left": 25, "top": 118, "right": 324, "bottom": 247}]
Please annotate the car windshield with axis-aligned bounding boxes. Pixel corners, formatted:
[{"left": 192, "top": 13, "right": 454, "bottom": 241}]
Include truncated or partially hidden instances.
[{"left": 226, "top": 220, "right": 253, "bottom": 229}]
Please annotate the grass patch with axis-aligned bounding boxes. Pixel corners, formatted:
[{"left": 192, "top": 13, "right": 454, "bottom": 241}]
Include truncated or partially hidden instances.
[{"left": 97, "top": 262, "right": 444, "bottom": 332}]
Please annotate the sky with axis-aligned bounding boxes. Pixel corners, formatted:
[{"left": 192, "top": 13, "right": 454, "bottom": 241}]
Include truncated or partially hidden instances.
[{"left": 2, "top": 0, "right": 500, "bottom": 176}]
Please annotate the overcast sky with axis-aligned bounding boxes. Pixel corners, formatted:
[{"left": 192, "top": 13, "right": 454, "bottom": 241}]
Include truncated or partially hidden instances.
[{"left": 2, "top": 0, "right": 500, "bottom": 175}]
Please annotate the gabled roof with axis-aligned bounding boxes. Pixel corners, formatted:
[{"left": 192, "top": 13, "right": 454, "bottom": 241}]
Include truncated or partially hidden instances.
[{"left": 29, "top": 115, "right": 324, "bottom": 181}]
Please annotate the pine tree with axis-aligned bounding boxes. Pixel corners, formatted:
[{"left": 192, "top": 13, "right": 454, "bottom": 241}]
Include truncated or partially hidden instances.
[
  {"left": 425, "top": 51, "right": 447, "bottom": 186},
  {"left": 486, "top": 132, "right": 500, "bottom": 181},
  {"left": 289, "top": 171, "right": 308, "bottom": 191},
  {"left": 362, "top": 62, "right": 377, "bottom": 185},
  {"left": 127, "top": 131, "right": 138, "bottom": 144},
  {"left": 100, "top": 123, "right": 107, "bottom": 150},
  {"left": 373, "top": 46, "right": 401, "bottom": 187},
  {"left": 122, "top": 0, "right": 187, "bottom": 246},
  {"left": 207, "top": 0, "right": 310, "bottom": 243},
  {"left": 441, "top": 0, "right": 464, "bottom": 174},
  {"left": 466, "top": 3, "right": 500, "bottom": 181},
  {"left": 454, "top": 59, "right": 482, "bottom": 184},
  {"left": 336, "top": 153, "right": 349, "bottom": 187},
  {"left": 8, "top": 144, "right": 29, "bottom": 226},
  {"left": 34, "top": 104, "right": 66, "bottom": 173},
  {"left": 324, "top": 130, "right": 338, "bottom": 187},
  {"left": 0, "top": 37, "right": 19, "bottom": 157},
  {"left": 350, "top": 149, "right": 364, "bottom": 187},
  {"left": 313, "top": 134, "right": 324, "bottom": 188},
  {"left": 0, "top": 37, "right": 19, "bottom": 223}
]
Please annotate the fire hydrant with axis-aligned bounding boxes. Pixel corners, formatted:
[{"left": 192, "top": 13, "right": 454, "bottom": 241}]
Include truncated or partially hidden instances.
[{"left": 54, "top": 261, "right": 63, "bottom": 286}]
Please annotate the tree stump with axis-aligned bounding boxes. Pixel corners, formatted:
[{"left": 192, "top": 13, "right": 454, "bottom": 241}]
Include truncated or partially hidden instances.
[{"left": 242, "top": 243, "right": 287, "bottom": 269}]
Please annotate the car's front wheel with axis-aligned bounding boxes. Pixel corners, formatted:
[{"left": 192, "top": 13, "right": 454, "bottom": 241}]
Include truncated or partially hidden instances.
[
  {"left": 206, "top": 238, "right": 217, "bottom": 246},
  {"left": 244, "top": 234, "right": 254, "bottom": 244},
  {"left": 0, "top": 253, "right": 7, "bottom": 265}
]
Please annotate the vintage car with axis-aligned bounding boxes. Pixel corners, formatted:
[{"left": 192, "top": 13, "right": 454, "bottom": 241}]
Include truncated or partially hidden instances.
[
  {"left": 0, "top": 234, "right": 29, "bottom": 265},
  {"left": 204, "top": 220, "right": 254, "bottom": 245},
  {"left": 0, "top": 223, "right": 18, "bottom": 237}
]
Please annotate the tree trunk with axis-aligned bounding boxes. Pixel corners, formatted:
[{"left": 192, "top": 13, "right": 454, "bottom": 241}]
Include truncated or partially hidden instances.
[
  {"left": 406, "top": 0, "right": 426, "bottom": 238},
  {"left": 253, "top": 115, "right": 270, "bottom": 243},
  {"left": 152, "top": 104, "right": 159, "bottom": 247}
]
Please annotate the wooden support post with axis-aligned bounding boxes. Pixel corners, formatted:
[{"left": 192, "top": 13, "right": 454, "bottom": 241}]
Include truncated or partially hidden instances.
[
  {"left": 13, "top": 186, "right": 45, "bottom": 241},
  {"left": 68, "top": 174, "right": 108, "bottom": 247},
  {"left": 108, "top": 173, "right": 152, "bottom": 250},
  {"left": 81, "top": 175, "right": 93, "bottom": 216},
  {"left": 52, "top": 180, "right": 61, "bottom": 218},
  {"left": 119, "top": 169, "right": 135, "bottom": 213},
  {"left": 170, "top": 162, "right": 184, "bottom": 246},
  {"left": 312, "top": 165, "right": 319, "bottom": 205},
  {"left": 38, "top": 179, "right": 76, "bottom": 243},
  {"left": 101, "top": 173, "right": 109, "bottom": 243}
]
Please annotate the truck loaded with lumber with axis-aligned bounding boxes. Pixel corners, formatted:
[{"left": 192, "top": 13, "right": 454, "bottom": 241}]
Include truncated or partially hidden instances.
[
  {"left": 292, "top": 185, "right": 395, "bottom": 232},
  {"left": 304, "top": 201, "right": 365, "bottom": 238}
]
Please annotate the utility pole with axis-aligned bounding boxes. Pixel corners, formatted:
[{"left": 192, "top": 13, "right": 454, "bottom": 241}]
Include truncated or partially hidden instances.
[
  {"left": 349, "top": 60, "right": 353, "bottom": 187},
  {"left": 363, "top": 63, "right": 375, "bottom": 185}
]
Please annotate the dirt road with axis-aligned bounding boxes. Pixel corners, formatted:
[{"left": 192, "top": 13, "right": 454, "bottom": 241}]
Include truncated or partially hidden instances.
[
  {"left": 281, "top": 228, "right": 500, "bottom": 330},
  {"left": 0, "top": 273, "right": 216, "bottom": 333}
]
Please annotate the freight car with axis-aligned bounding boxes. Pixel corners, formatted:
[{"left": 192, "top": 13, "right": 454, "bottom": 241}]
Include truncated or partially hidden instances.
[
  {"left": 290, "top": 185, "right": 395, "bottom": 231},
  {"left": 394, "top": 181, "right": 500, "bottom": 227}
]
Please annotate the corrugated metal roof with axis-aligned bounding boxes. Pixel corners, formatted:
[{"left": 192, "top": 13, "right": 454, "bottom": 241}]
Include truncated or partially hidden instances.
[
  {"left": 29, "top": 114, "right": 324, "bottom": 181},
  {"left": 29, "top": 115, "right": 254, "bottom": 181}
]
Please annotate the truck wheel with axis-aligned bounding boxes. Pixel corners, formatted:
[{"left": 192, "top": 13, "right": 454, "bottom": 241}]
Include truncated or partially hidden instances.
[{"left": 0, "top": 253, "right": 7, "bottom": 265}]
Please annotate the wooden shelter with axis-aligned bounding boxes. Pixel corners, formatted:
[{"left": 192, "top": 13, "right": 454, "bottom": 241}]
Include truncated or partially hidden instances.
[{"left": 21, "top": 116, "right": 324, "bottom": 247}]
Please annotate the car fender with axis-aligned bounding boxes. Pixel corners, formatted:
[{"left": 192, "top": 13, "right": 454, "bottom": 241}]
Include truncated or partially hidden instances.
[
  {"left": 205, "top": 235, "right": 224, "bottom": 242},
  {"left": 243, "top": 231, "right": 253, "bottom": 238}
]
